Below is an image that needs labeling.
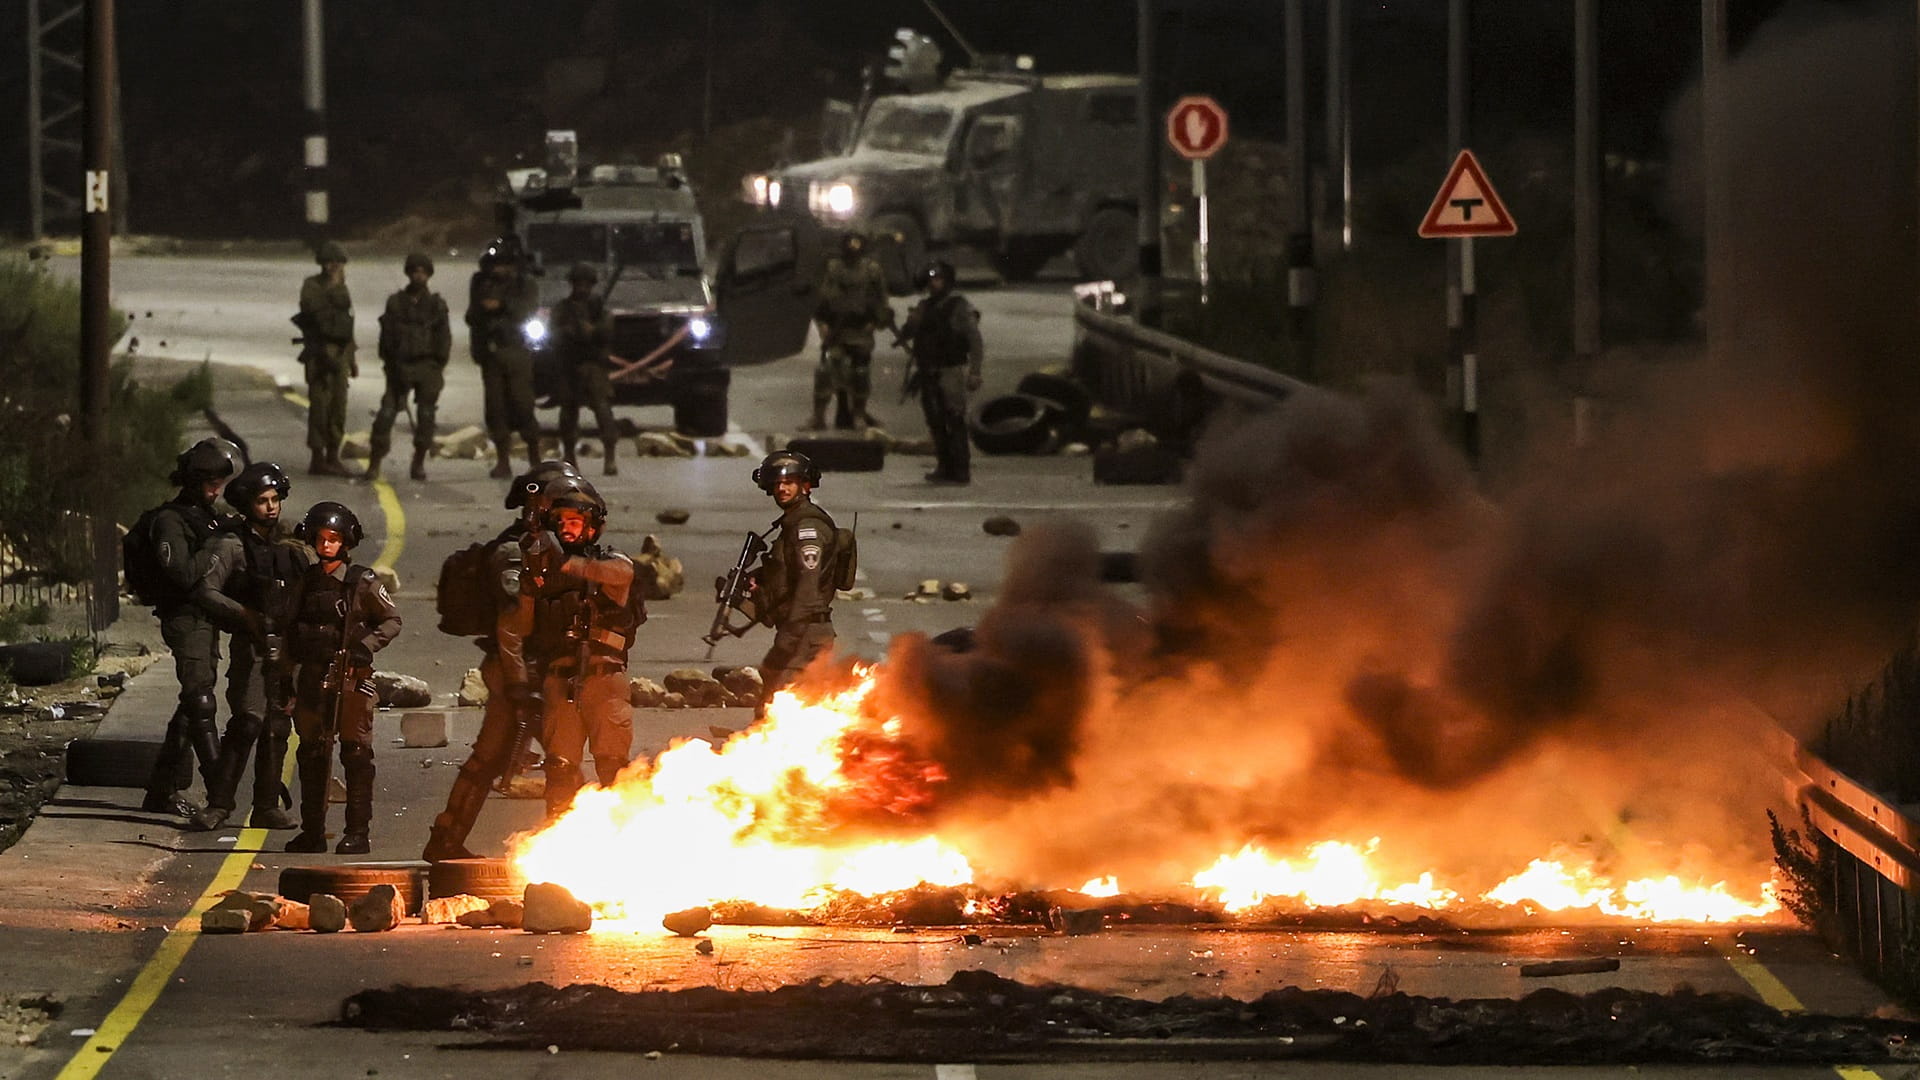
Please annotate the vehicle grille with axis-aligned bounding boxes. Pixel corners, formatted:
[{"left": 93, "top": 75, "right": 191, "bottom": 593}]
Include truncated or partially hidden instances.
[{"left": 612, "top": 314, "right": 675, "bottom": 360}]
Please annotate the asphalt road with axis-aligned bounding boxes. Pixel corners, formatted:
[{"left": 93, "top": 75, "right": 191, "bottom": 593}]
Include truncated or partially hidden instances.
[{"left": 0, "top": 254, "right": 1906, "bottom": 1080}]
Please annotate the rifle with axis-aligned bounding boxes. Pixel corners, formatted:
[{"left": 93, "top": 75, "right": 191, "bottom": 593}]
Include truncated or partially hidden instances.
[
  {"left": 565, "top": 588, "right": 595, "bottom": 703},
  {"left": 703, "top": 527, "right": 775, "bottom": 658},
  {"left": 318, "top": 571, "right": 365, "bottom": 740},
  {"left": 498, "top": 662, "right": 544, "bottom": 793}
]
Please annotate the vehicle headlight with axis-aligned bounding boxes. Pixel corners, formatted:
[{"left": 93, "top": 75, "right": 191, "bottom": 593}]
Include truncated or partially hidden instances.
[
  {"left": 768, "top": 179, "right": 783, "bottom": 208},
  {"left": 747, "top": 173, "right": 770, "bottom": 205},
  {"left": 522, "top": 316, "right": 548, "bottom": 345},
  {"left": 825, "top": 181, "right": 856, "bottom": 217},
  {"left": 688, "top": 316, "right": 714, "bottom": 343}
]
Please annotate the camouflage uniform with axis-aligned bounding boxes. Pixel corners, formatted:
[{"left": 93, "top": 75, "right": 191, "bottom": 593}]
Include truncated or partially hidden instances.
[
  {"left": 371, "top": 268, "right": 451, "bottom": 474},
  {"left": 467, "top": 267, "right": 543, "bottom": 471},
  {"left": 811, "top": 254, "right": 892, "bottom": 430},
  {"left": 298, "top": 266, "right": 356, "bottom": 469},
  {"left": 903, "top": 287, "right": 985, "bottom": 483},
  {"left": 286, "top": 559, "right": 402, "bottom": 847},
  {"left": 753, "top": 497, "right": 839, "bottom": 698},
  {"left": 141, "top": 495, "right": 226, "bottom": 811},
  {"left": 551, "top": 290, "right": 620, "bottom": 471}
]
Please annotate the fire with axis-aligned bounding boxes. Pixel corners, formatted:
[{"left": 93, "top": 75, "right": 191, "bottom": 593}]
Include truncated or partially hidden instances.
[{"left": 513, "top": 668, "right": 1786, "bottom": 932}]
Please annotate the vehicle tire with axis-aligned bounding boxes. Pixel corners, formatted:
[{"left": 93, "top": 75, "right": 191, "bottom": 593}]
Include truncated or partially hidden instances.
[
  {"left": 1014, "top": 372, "right": 1092, "bottom": 440},
  {"left": 64, "top": 737, "right": 162, "bottom": 789},
  {"left": 671, "top": 370, "right": 730, "bottom": 438},
  {"left": 427, "top": 857, "right": 528, "bottom": 905},
  {"left": 990, "top": 240, "right": 1054, "bottom": 283},
  {"left": 970, "top": 393, "right": 1059, "bottom": 456},
  {"left": 870, "top": 213, "right": 927, "bottom": 295},
  {"left": 1073, "top": 207, "right": 1139, "bottom": 282},
  {"left": 278, "top": 862, "right": 427, "bottom": 915}
]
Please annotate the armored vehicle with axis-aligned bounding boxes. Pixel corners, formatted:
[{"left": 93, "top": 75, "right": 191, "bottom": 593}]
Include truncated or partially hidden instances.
[
  {"left": 506, "top": 132, "right": 823, "bottom": 436},
  {"left": 746, "top": 63, "right": 1141, "bottom": 292}
]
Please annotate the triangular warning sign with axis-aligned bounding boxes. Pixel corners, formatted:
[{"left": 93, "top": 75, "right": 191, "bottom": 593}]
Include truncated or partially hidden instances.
[{"left": 1418, "top": 149, "right": 1517, "bottom": 238}]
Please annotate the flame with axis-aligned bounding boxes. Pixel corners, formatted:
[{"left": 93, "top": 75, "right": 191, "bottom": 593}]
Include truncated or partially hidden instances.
[
  {"left": 1079, "top": 876, "right": 1122, "bottom": 897},
  {"left": 1484, "top": 859, "right": 1782, "bottom": 923},
  {"left": 1191, "top": 840, "right": 1460, "bottom": 912}
]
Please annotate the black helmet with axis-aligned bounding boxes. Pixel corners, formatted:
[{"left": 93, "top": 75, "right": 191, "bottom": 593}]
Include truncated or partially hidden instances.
[
  {"left": 315, "top": 241, "right": 349, "bottom": 266},
  {"left": 505, "top": 459, "right": 585, "bottom": 511},
  {"left": 840, "top": 231, "right": 867, "bottom": 258},
  {"left": 480, "top": 236, "right": 521, "bottom": 268},
  {"left": 294, "top": 501, "right": 364, "bottom": 550},
  {"left": 545, "top": 482, "right": 608, "bottom": 545},
  {"left": 566, "top": 261, "right": 599, "bottom": 285},
  {"left": 170, "top": 437, "right": 243, "bottom": 488},
  {"left": 752, "top": 450, "right": 821, "bottom": 493},
  {"left": 921, "top": 259, "right": 956, "bottom": 289},
  {"left": 403, "top": 252, "right": 435, "bottom": 275},
  {"left": 225, "top": 461, "right": 291, "bottom": 511}
]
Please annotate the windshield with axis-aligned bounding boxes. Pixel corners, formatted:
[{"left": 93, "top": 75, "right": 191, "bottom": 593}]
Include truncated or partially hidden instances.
[
  {"left": 525, "top": 223, "right": 606, "bottom": 265},
  {"left": 614, "top": 222, "right": 699, "bottom": 270},
  {"left": 856, "top": 102, "right": 954, "bottom": 156}
]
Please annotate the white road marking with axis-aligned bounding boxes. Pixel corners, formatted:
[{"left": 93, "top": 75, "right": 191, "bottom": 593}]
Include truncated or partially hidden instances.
[
  {"left": 934, "top": 1067, "right": 978, "bottom": 1080},
  {"left": 878, "top": 500, "right": 1181, "bottom": 512},
  {"left": 867, "top": 631, "right": 891, "bottom": 645}
]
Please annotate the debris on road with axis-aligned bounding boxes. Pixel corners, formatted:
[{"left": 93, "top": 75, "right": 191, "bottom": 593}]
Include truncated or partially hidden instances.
[
  {"left": 629, "top": 676, "right": 668, "bottom": 708},
  {"left": 199, "top": 908, "right": 252, "bottom": 934},
  {"left": 940, "top": 582, "right": 971, "bottom": 602},
  {"left": 713, "top": 666, "right": 762, "bottom": 704},
  {"left": 208, "top": 890, "right": 282, "bottom": 931},
  {"left": 349, "top": 884, "right": 406, "bottom": 933},
  {"left": 633, "top": 432, "right": 696, "bottom": 459},
  {"left": 399, "top": 711, "right": 448, "bottom": 748},
  {"left": 456, "top": 668, "right": 488, "bottom": 707},
  {"left": 523, "top": 882, "right": 593, "bottom": 935},
  {"left": 662, "top": 906, "right": 714, "bottom": 937},
  {"left": 1519, "top": 957, "right": 1622, "bottom": 978},
  {"left": 372, "top": 672, "right": 431, "bottom": 709},
  {"left": 423, "top": 894, "right": 492, "bottom": 925},
  {"left": 982, "top": 515, "right": 1022, "bottom": 537},
  {"left": 655, "top": 508, "right": 691, "bottom": 526},
  {"left": 632, "top": 535, "right": 685, "bottom": 600},
  {"left": 433, "top": 426, "right": 492, "bottom": 460},
  {"left": 309, "top": 894, "right": 347, "bottom": 934},
  {"left": 662, "top": 669, "right": 724, "bottom": 708}
]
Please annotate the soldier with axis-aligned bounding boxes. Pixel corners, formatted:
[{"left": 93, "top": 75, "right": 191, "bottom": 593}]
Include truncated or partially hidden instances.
[
  {"left": 185, "top": 462, "right": 311, "bottom": 832},
  {"left": 552, "top": 262, "right": 621, "bottom": 476},
  {"left": 466, "top": 237, "right": 544, "bottom": 479},
  {"left": 134, "top": 438, "right": 243, "bottom": 818},
  {"left": 901, "top": 260, "right": 984, "bottom": 485},
  {"left": 283, "top": 502, "right": 402, "bottom": 854},
  {"left": 297, "top": 242, "right": 357, "bottom": 477},
  {"left": 746, "top": 451, "right": 840, "bottom": 701},
  {"left": 367, "top": 253, "right": 451, "bottom": 483},
  {"left": 421, "top": 460, "right": 582, "bottom": 862},
  {"left": 498, "top": 481, "right": 641, "bottom": 821},
  {"left": 808, "top": 231, "right": 894, "bottom": 432}
]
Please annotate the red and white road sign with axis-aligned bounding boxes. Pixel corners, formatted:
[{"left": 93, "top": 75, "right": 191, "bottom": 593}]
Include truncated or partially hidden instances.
[
  {"left": 1167, "top": 96, "right": 1229, "bottom": 160},
  {"left": 1418, "top": 149, "right": 1517, "bottom": 238}
]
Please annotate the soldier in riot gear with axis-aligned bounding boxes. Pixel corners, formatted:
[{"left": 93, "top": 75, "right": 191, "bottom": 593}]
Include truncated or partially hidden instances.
[
  {"left": 297, "top": 242, "right": 357, "bottom": 477},
  {"left": 185, "top": 462, "right": 312, "bottom": 832},
  {"left": 901, "top": 259, "right": 983, "bottom": 484},
  {"left": 367, "top": 253, "right": 451, "bottom": 483},
  {"left": 283, "top": 502, "right": 402, "bottom": 854},
  {"left": 421, "top": 460, "right": 582, "bottom": 862},
  {"left": 137, "top": 437, "right": 243, "bottom": 818},
  {"left": 807, "top": 231, "right": 894, "bottom": 432},
  {"left": 746, "top": 450, "right": 839, "bottom": 700},
  {"left": 497, "top": 480, "right": 641, "bottom": 820},
  {"left": 467, "top": 238, "right": 544, "bottom": 479},
  {"left": 552, "top": 262, "right": 621, "bottom": 476}
]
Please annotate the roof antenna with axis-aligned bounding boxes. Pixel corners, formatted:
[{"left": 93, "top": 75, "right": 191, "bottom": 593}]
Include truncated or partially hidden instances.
[{"left": 921, "top": 0, "right": 981, "bottom": 67}]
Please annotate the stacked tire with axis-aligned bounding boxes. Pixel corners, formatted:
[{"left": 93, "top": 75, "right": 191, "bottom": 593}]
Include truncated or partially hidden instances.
[{"left": 968, "top": 373, "right": 1094, "bottom": 456}]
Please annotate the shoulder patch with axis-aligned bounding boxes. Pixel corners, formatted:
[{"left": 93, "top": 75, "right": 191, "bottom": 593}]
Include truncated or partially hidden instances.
[
  {"left": 796, "top": 526, "right": 818, "bottom": 540},
  {"left": 799, "top": 544, "right": 822, "bottom": 571}
]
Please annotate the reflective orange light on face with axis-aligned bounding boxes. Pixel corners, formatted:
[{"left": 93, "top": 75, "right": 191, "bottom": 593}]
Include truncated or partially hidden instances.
[
  {"left": 314, "top": 527, "right": 345, "bottom": 561},
  {"left": 555, "top": 508, "right": 589, "bottom": 544}
]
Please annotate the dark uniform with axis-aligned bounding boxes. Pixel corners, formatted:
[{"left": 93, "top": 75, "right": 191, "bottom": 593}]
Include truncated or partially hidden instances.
[
  {"left": 298, "top": 243, "right": 357, "bottom": 476},
  {"left": 466, "top": 240, "right": 544, "bottom": 478},
  {"left": 137, "top": 438, "right": 242, "bottom": 817},
  {"left": 552, "top": 263, "right": 620, "bottom": 474},
  {"left": 497, "top": 484, "right": 641, "bottom": 819},
  {"left": 369, "top": 253, "right": 451, "bottom": 482},
  {"left": 810, "top": 236, "right": 893, "bottom": 431},
  {"left": 747, "top": 453, "right": 840, "bottom": 699},
  {"left": 284, "top": 503, "right": 401, "bottom": 854},
  {"left": 902, "top": 261, "right": 985, "bottom": 484}
]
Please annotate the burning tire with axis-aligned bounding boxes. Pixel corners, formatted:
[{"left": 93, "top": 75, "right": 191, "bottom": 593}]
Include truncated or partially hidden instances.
[
  {"left": 278, "top": 862, "right": 425, "bottom": 915},
  {"left": 970, "top": 394, "right": 1059, "bottom": 456},
  {"left": 65, "top": 738, "right": 163, "bottom": 789},
  {"left": 427, "top": 857, "right": 527, "bottom": 905}
]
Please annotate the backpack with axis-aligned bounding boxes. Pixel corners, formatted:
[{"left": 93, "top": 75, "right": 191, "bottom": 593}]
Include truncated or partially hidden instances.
[
  {"left": 436, "top": 540, "right": 502, "bottom": 636},
  {"left": 831, "top": 525, "right": 858, "bottom": 592},
  {"left": 122, "top": 506, "right": 174, "bottom": 607}
]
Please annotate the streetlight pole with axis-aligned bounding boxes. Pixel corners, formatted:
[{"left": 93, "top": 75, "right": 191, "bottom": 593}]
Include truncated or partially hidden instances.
[
  {"left": 81, "top": 0, "right": 117, "bottom": 627},
  {"left": 1136, "top": 0, "right": 1163, "bottom": 325},
  {"left": 302, "top": 0, "right": 328, "bottom": 245},
  {"left": 1284, "top": 0, "right": 1315, "bottom": 376},
  {"left": 1573, "top": 0, "right": 1600, "bottom": 446},
  {"left": 1326, "top": 0, "right": 1352, "bottom": 251},
  {"left": 1701, "top": 0, "right": 1729, "bottom": 371},
  {"left": 1447, "top": 0, "right": 1477, "bottom": 465}
]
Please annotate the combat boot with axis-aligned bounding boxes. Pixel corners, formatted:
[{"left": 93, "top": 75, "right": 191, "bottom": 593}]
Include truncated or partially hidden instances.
[
  {"left": 489, "top": 447, "right": 513, "bottom": 479},
  {"left": 321, "top": 450, "right": 353, "bottom": 477},
  {"left": 307, "top": 451, "right": 330, "bottom": 476},
  {"left": 422, "top": 817, "right": 479, "bottom": 863},
  {"left": 336, "top": 743, "right": 375, "bottom": 855},
  {"left": 800, "top": 401, "right": 829, "bottom": 431},
  {"left": 186, "top": 805, "right": 229, "bottom": 832},
  {"left": 409, "top": 447, "right": 428, "bottom": 482},
  {"left": 284, "top": 746, "right": 331, "bottom": 852},
  {"left": 360, "top": 454, "right": 384, "bottom": 484},
  {"left": 602, "top": 440, "right": 618, "bottom": 476}
]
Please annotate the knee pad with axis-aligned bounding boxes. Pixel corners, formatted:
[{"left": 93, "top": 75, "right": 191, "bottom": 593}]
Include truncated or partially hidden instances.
[
  {"left": 181, "top": 688, "right": 218, "bottom": 724},
  {"left": 339, "top": 741, "right": 375, "bottom": 769},
  {"left": 263, "top": 711, "right": 292, "bottom": 740},
  {"left": 224, "top": 712, "right": 264, "bottom": 742}
]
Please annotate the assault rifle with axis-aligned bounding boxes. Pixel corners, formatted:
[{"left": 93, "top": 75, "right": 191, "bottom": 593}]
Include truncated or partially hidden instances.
[
  {"left": 318, "top": 571, "right": 367, "bottom": 740},
  {"left": 702, "top": 526, "right": 776, "bottom": 658},
  {"left": 498, "top": 667, "right": 544, "bottom": 793}
]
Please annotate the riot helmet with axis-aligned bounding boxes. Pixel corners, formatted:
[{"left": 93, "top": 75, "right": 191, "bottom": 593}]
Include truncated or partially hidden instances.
[
  {"left": 752, "top": 450, "right": 821, "bottom": 494},
  {"left": 480, "top": 236, "right": 521, "bottom": 269},
  {"left": 840, "top": 231, "right": 867, "bottom": 260},
  {"left": 315, "top": 241, "right": 349, "bottom": 266},
  {"left": 504, "top": 459, "right": 585, "bottom": 512},
  {"left": 225, "top": 461, "right": 291, "bottom": 515},
  {"left": 566, "top": 261, "right": 599, "bottom": 286},
  {"left": 403, "top": 252, "right": 435, "bottom": 276},
  {"left": 921, "top": 259, "right": 956, "bottom": 291},
  {"left": 545, "top": 482, "right": 608, "bottom": 550},
  {"left": 170, "top": 437, "right": 243, "bottom": 489},
  {"left": 294, "top": 501, "right": 365, "bottom": 551}
]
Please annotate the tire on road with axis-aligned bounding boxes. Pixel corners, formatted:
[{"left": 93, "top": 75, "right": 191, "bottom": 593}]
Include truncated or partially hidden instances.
[
  {"left": 1073, "top": 207, "right": 1139, "bottom": 282},
  {"left": 970, "top": 393, "right": 1059, "bottom": 456},
  {"left": 427, "top": 857, "right": 528, "bottom": 905},
  {"left": 869, "top": 213, "right": 927, "bottom": 295},
  {"left": 1014, "top": 372, "right": 1092, "bottom": 440},
  {"left": 671, "top": 369, "right": 730, "bottom": 438},
  {"left": 64, "top": 737, "right": 162, "bottom": 788},
  {"left": 278, "top": 862, "right": 427, "bottom": 915}
]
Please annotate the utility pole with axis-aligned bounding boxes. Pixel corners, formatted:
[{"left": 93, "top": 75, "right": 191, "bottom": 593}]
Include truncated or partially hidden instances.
[
  {"left": 1136, "top": 0, "right": 1163, "bottom": 325},
  {"left": 1284, "top": 0, "right": 1315, "bottom": 376},
  {"left": 1447, "top": 0, "right": 1477, "bottom": 466},
  {"left": 81, "top": 0, "right": 117, "bottom": 628},
  {"left": 1572, "top": 0, "right": 1600, "bottom": 446},
  {"left": 1325, "top": 0, "right": 1352, "bottom": 251},
  {"left": 302, "top": 0, "right": 329, "bottom": 244},
  {"left": 1701, "top": 0, "right": 1730, "bottom": 371}
]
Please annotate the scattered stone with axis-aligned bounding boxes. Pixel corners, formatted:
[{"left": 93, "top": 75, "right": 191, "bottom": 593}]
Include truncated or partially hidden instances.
[
  {"left": 523, "top": 882, "right": 593, "bottom": 934},
  {"left": 489, "top": 898, "right": 525, "bottom": 930},
  {"left": 576, "top": 441, "right": 600, "bottom": 458},
  {"left": 694, "top": 938, "right": 715, "bottom": 955},
  {"left": 349, "top": 884, "right": 406, "bottom": 933},
  {"left": 836, "top": 586, "right": 875, "bottom": 600},
  {"left": 457, "top": 668, "right": 489, "bottom": 707},
  {"left": 629, "top": 676, "right": 668, "bottom": 708},
  {"left": 209, "top": 890, "right": 280, "bottom": 931},
  {"left": 714, "top": 666, "right": 763, "bottom": 703},
  {"left": 275, "top": 899, "right": 311, "bottom": 931},
  {"left": 1519, "top": 957, "right": 1621, "bottom": 978},
  {"left": 434, "top": 425, "right": 492, "bottom": 460},
  {"left": 1060, "top": 442, "right": 1092, "bottom": 456},
  {"left": 982, "top": 515, "right": 1022, "bottom": 537},
  {"left": 399, "top": 711, "right": 448, "bottom": 748},
  {"left": 200, "top": 908, "right": 253, "bottom": 934},
  {"left": 423, "top": 894, "right": 493, "bottom": 925},
  {"left": 660, "top": 691, "right": 688, "bottom": 709},
  {"left": 309, "top": 894, "right": 347, "bottom": 934},
  {"left": 941, "top": 582, "right": 972, "bottom": 601},
  {"left": 655, "top": 508, "right": 691, "bottom": 526},
  {"left": 663, "top": 669, "right": 725, "bottom": 708},
  {"left": 633, "top": 432, "right": 695, "bottom": 458},
  {"left": 1115, "top": 427, "right": 1160, "bottom": 452},
  {"left": 372, "top": 672, "right": 432, "bottom": 709},
  {"left": 1049, "top": 907, "right": 1105, "bottom": 935},
  {"left": 632, "top": 534, "right": 685, "bottom": 600},
  {"left": 498, "top": 775, "right": 544, "bottom": 800},
  {"left": 704, "top": 439, "right": 753, "bottom": 458},
  {"left": 918, "top": 578, "right": 941, "bottom": 596},
  {"left": 372, "top": 566, "right": 402, "bottom": 595},
  {"left": 662, "top": 906, "right": 713, "bottom": 937},
  {"left": 885, "top": 435, "right": 936, "bottom": 455},
  {"left": 339, "top": 433, "right": 371, "bottom": 460}
]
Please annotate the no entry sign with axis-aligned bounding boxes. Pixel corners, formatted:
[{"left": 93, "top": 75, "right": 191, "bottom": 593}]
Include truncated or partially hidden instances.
[{"left": 1167, "top": 96, "right": 1229, "bottom": 160}]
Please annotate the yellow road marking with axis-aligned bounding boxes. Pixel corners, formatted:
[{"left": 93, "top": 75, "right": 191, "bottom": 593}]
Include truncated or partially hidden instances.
[
  {"left": 1722, "top": 946, "right": 1805, "bottom": 1012},
  {"left": 280, "top": 389, "right": 309, "bottom": 409},
  {"left": 370, "top": 477, "right": 404, "bottom": 571},
  {"left": 1834, "top": 1069, "right": 1886, "bottom": 1080}
]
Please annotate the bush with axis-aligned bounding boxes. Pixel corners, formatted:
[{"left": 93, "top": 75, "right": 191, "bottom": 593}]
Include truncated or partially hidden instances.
[{"left": 0, "top": 259, "right": 209, "bottom": 582}]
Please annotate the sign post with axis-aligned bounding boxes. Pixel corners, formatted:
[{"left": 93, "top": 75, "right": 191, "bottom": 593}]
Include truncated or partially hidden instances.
[
  {"left": 1167, "top": 95, "right": 1227, "bottom": 303},
  {"left": 1419, "top": 149, "right": 1515, "bottom": 466}
]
